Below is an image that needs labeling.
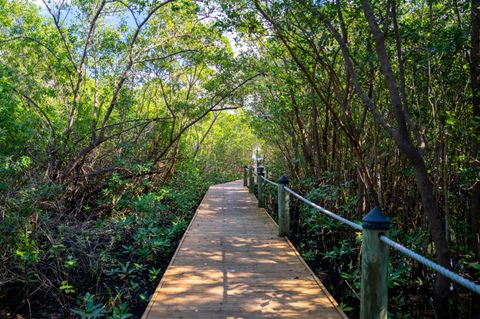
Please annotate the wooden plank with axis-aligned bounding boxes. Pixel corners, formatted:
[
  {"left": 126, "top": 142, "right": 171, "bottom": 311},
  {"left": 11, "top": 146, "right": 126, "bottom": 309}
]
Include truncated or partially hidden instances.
[{"left": 142, "top": 180, "right": 347, "bottom": 319}]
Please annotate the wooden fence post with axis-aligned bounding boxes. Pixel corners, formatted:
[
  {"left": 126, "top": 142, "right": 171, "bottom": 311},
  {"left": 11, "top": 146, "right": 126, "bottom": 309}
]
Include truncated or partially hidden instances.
[
  {"left": 248, "top": 165, "right": 254, "bottom": 194},
  {"left": 360, "top": 207, "right": 390, "bottom": 319},
  {"left": 257, "top": 166, "right": 264, "bottom": 208},
  {"left": 243, "top": 165, "right": 248, "bottom": 187},
  {"left": 277, "top": 176, "right": 290, "bottom": 237}
]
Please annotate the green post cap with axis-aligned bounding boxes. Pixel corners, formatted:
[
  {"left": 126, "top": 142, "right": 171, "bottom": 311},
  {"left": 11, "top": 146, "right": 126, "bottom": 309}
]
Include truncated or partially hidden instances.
[
  {"left": 278, "top": 176, "right": 289, "bottom": 185},
  {"left": 362, "top": 207, "right": 390, "bottom": 230}
]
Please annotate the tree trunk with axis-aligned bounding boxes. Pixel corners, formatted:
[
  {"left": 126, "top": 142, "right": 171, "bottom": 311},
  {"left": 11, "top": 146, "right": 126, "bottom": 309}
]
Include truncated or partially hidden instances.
[
  {"left": 357, "top": 167, "right": 367, "bottom": 217},
  {"left": 332, "top": 120, "right": 338, "bottom": 182},
  {"left": 411, "top": 155, "right": 451, "bottom": 317},
  {"left": 290, "top": 90, "right": 315, "bottom": 177},
  {"left": 311, "top": 91, "right": 323, "bottom": 177},
  {"left": 322, "top": 108, "right": 330, "bottom": 171}
]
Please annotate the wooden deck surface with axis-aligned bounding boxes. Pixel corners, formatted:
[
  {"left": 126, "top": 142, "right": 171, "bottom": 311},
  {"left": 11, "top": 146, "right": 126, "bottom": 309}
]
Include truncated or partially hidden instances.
[{"left": 142, "top": 180, "right": 346, "bottom": 319}]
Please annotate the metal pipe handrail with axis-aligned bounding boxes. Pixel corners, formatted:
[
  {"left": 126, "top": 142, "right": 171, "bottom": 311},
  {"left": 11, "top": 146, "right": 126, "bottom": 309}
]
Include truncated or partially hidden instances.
[
  {"left": 260, "top": 175, "right": 278, "bottom": 187},
  {"left": 282, "top": 185, "right": 480, "bottom": 295},
  {"left": 379, "top": 235, "right": 480, "bottom": 295},
  {"left": 285, "top": 186, "right": 362, "bottom": 231}
]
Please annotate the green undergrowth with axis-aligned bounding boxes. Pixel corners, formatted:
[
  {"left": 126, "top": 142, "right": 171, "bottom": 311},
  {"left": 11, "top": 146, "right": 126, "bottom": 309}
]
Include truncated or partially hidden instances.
[{"left": 0, "top": 161, "right": 234, "bottom": 318}]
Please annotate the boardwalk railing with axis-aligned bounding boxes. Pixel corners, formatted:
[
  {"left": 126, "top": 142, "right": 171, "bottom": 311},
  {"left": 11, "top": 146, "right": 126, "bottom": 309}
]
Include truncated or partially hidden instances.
[{"left": 243, "top": 164, "right": 480, "bottom": 319}]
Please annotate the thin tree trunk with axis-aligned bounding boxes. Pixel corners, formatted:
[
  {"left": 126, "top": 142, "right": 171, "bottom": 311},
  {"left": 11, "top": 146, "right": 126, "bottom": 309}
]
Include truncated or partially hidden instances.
[
  {"left": 322, "top": 108, "right": 330, "bottom": 171},
  {"left": 289, "top": 90, "right": 315, "bottom": 177},
  {"left": 411, "top": 155, "right": 451, "bottom": 316},
  {"left": 311, "top": 90, "right": 322, "bottom": 177}
]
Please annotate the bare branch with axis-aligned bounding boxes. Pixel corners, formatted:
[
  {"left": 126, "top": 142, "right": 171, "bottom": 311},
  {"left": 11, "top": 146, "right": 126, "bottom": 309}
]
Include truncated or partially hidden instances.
[
  {"left": 114, "top": 0, "right": 140, "bottom": 27},
  {"left": 41, "top": 0, "right": 78, "bottom": 71},
  {"left": 13, "top": 89, "right": 56, "bottom": 136},
  {"left": 134, "top": 49, "right": 199, "bottom": 64}
]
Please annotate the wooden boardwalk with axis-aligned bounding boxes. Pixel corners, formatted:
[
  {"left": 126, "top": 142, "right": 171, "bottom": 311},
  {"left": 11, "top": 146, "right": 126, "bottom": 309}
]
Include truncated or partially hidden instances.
[{"left": 142, "top": 180, "right": 346, "bottom": 319}]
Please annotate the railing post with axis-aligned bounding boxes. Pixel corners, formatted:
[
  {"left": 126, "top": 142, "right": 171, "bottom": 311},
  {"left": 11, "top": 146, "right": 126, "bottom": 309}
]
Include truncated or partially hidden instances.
[
  {"left": 257, "top": 166, "right": 264, "bottom": 208},
  {"left": 277, "top": 176, "right": 290, "bottom": 237},
  {"left": 248, "top": 165, "right": 254, "bottom": 194},
  {"left": 243, "top": 165, "right": 248, "bottom": 187},
  {"left": 360, "top": 207, "right": 390, "bottom": 319}
]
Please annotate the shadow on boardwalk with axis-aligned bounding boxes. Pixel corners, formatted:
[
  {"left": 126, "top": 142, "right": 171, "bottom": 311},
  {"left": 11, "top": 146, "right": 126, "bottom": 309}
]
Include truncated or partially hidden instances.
[{"left": 142, "top": 180, "right": 346, "bottom": 319}]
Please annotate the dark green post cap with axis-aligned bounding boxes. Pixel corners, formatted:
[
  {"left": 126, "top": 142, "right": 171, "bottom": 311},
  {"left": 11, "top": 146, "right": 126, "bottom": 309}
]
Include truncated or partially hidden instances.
[
  {"left": 278, "top": 176, "right": 289, "bottom": 185},
  {"left": 362, "top": 207, "right": 390, "bottom": 230},
  {"left": 257, "top": 166, "right": 265, "bottom": 175}
]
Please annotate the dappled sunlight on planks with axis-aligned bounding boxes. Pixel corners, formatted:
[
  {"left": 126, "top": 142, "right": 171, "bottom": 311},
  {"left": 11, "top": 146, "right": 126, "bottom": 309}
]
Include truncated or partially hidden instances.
[{"left": 142, "top": 180, "right": 346, "bottom": 319}]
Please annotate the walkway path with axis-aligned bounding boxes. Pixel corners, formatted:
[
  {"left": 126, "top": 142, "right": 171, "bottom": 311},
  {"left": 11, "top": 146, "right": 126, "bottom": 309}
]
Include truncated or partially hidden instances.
[{"left": 142, "top": 180, "right": 346, "bottom": 319}]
